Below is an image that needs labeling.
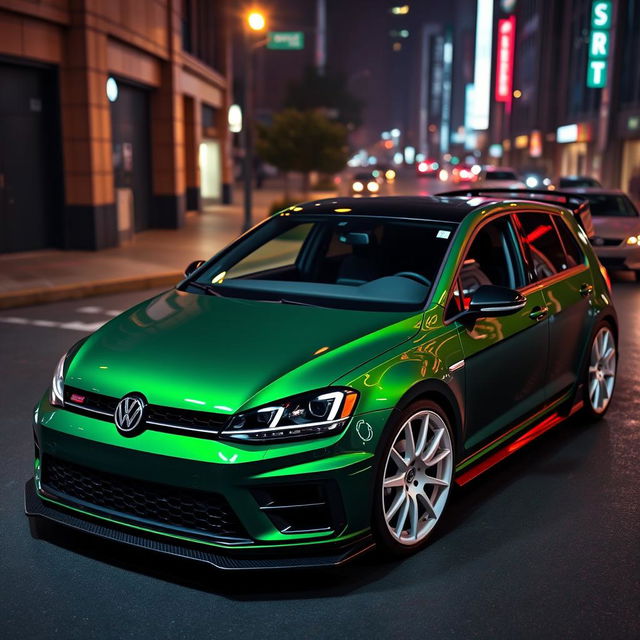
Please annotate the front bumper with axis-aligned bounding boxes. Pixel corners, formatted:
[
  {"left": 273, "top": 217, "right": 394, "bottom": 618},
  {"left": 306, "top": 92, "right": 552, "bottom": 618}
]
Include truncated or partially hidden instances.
[
  {"left": 594, "top": 244, "right": 640, "bottom": 270},
  {"left": 29, "top": 398, "right": 391, "bottom": 566},
  {"left": 25, "top": 479, "right": 374, "bottom": 570}
]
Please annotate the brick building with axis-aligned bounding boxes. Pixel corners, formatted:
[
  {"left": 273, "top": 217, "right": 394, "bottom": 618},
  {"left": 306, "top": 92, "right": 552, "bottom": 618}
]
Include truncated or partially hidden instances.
[{"left": 0, "top": 0, "right": 233, "bottom": 252}]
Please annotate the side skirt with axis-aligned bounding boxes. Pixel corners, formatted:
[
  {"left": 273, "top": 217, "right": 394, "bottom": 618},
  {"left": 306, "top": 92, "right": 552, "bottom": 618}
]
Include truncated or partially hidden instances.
[{"left": 454, "top": 399, "right": 584, "bottom": 486}]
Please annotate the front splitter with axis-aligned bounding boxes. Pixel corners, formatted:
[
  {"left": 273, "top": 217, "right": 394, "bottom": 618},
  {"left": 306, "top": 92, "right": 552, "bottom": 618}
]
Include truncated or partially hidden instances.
[{"left": 24, "top": 479, "right": 375, "bottom": 570}]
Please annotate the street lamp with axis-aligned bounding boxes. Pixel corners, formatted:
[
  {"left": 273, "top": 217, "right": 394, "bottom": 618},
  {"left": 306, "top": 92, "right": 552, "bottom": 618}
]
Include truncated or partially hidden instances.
[{"left": 242, "top": 8, "right": 267, "bottom": 232}]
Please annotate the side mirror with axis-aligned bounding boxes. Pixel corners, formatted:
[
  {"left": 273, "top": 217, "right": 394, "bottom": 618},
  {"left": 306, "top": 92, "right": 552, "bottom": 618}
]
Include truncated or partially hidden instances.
[
  {"left": 184, "top": 259, "right": 205, "bottom": 278},
  {"left": 463, "top": 285, "right": 527, "bottom": 320}
]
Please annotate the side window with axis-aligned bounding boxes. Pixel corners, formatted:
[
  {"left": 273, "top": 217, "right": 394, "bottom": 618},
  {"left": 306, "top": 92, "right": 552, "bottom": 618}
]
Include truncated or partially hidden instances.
[
  {"left": 455, "top": 217, "right": 522, "bottom": 312},
  {"left": 516, "top": 212, "right": 568, "bottom": 280},
  {"left": 555, "top": 217, "right": 585, "bottom": 268}
]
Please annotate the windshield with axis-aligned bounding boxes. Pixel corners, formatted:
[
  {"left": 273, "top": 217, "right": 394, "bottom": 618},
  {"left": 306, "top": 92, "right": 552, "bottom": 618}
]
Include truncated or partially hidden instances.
[
  {"left": 185, "top": 215, "right": 456, "bottom": 311},
  {"left": 559, "top": 177, "right": 600, "bottom": 188},
  {"left": 485, "top": 171, "right": 517, "bottom": 180},
  {"left": 585, "top": 194, "right": 638, "bottom": 217}
]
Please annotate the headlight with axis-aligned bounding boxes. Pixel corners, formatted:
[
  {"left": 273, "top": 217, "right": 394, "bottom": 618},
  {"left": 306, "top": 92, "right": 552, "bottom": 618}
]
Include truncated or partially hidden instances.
[
  {"left": 50, "top": 353, "right": 67, "bottom": 407},
  {"left": 525, "top": 176, "right": 539, "bottom": 188},
  {"left": 625, "top": 235, "right": 640, "bottom": 245},
  {"left": 352, "top": 181, "right": 364, "bottom": 192},
  {"left": 367, "top": 181, "right": 380, "bottom": 192},
  {"left": 222, "top": 388, "right": 359, "bottom": 443}
]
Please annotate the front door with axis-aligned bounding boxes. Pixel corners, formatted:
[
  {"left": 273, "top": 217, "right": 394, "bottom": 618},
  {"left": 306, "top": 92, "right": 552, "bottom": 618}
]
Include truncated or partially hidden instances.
[{"left": 447, "top": 215, "right": 550, "bottom": 452}]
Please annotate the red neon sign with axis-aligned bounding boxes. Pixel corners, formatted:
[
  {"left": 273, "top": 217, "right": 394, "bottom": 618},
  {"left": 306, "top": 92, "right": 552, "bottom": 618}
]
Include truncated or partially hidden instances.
[{"left": 495, "top": 17, "right": 515, "bottom": 105}]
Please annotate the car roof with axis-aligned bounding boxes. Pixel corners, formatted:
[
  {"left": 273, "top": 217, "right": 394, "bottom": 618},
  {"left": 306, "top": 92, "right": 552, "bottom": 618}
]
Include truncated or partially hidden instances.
[{"left": 283, "top": 195, "right": 537, "bottom": 223}]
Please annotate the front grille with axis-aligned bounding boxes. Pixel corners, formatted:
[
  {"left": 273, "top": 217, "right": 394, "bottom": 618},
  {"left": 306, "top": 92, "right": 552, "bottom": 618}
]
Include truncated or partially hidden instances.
[
  {"left": 41, "top": 456, "right": 250, "bottom": 543},
  {"left": 599, "top": 256, "right": 627, "bottom": 267},
  {"left": 63, "top": 387, "right": 228, "bottom": 437}
]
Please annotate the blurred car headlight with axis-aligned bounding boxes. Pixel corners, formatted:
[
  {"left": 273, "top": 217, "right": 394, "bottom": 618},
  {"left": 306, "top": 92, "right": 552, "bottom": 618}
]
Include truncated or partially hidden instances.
[
  {"left": 385, "top": 169, "right": 396, "bottom": 181},
  {"left": 367, "top": 181, "right": 380, "bottom": 193},
  {"left": 352, "top": 181, "right": 364, "bottom": 192},
  {"left": 525, "top": 176, "right": 539, "bottom": 188},
  {"left": 50, "top": 352, "right": 67, "bottom": 407},
  {"left": 625, "top": 235, "right": 640, "bottom": 246},
  {"left": 222, "top": 388, "right": 359, "bottom": 443},
  {"left": 438, "top": 169, "right": 449, "bottom": 181}
]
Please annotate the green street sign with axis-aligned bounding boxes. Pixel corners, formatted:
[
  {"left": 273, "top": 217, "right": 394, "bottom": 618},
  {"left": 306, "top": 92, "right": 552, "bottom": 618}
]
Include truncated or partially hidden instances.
[
  {"left": 267, "top": 31, "right": 304, "bottom": 50},
  {"left": 591, "top": 1, "right": 612, "bottom": 29},
  {"left": 589, "top": 30, "right": 609, "bottom": 58},
  {"left": 587, "top": 59, "right": 607, "bottom": 88}
]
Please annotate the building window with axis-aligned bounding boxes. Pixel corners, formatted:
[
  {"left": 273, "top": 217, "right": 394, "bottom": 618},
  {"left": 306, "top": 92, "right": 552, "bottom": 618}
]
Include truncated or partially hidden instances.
[
  {"left": 181, "top": 0, "right": 223, "bottom": 73},
  {"left": 619, "top": 0, "right": 640, "bottom": 105}
]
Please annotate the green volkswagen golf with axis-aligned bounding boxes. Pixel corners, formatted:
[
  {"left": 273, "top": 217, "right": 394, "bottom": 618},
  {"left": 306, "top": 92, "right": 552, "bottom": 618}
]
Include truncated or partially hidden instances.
[{"left": 26, "top": 196, "right": 617, "bottom": 569}]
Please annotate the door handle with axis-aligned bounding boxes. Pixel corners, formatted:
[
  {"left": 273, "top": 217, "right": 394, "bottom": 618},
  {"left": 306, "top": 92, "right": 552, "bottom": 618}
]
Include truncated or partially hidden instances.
[
  {"left": 580, "top": 283, "right": 594, "bottom": 297},
  {"left": 529, "top": 305, "right": 548, "bottom": 321}
]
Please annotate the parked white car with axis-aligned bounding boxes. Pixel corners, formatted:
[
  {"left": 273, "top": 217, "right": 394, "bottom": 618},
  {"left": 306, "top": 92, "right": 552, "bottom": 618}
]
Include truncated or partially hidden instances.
[
  {"left": 476, "top": 166, "right": 526, "bottom": 189},
  {"left": 565, "top": 188, "right": 640, "bottom": 280}
]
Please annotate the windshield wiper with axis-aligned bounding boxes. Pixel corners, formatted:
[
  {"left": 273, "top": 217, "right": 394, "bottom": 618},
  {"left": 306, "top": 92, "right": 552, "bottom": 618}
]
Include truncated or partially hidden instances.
[{"left": 188, "top": 282, "right": 227, "bottom": 297}]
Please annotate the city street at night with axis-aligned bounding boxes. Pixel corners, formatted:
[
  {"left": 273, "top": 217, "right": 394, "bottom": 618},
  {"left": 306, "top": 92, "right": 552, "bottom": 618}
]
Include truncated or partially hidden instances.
[
  {"left": 1, "top": 278, "right": 639, "bottom": 639},
  {"left": 2, "top": 0, "right": 640, "bottom": 637}
]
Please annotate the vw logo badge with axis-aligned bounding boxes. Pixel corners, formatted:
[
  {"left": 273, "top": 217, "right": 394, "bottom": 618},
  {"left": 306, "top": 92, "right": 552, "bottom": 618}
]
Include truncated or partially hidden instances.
[{"left": 114, "top": 395, "right": 146, "bottom": 435}]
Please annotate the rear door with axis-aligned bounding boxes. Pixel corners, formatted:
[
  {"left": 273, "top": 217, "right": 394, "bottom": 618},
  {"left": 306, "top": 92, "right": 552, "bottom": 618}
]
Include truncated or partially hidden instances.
[
  {"left": 514, "top": 211, "right": 594, "bottom": 402},
  {"left": 447, "top": 215, "right": 549, "bottom": 452}
]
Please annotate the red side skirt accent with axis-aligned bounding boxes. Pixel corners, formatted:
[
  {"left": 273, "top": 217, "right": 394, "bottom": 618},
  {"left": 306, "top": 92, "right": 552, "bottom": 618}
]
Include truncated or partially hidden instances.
[{"left": 455, "top": 399, "right": 584, "bottom": 486}]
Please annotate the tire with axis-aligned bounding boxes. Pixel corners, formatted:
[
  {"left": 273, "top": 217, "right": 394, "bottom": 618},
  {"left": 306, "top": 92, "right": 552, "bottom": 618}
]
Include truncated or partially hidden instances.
[
  {"left": 372, "top": 400, "right": 454, "bottom": 557},
  {"left": 580, "top": 321, "right": 617, "bottom": 421}
]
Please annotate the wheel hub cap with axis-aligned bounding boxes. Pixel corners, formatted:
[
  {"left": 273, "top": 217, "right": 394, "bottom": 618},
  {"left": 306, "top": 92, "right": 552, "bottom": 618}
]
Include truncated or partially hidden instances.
[{"left": 588, "top": 327, "right": 616, "bottom": 414}]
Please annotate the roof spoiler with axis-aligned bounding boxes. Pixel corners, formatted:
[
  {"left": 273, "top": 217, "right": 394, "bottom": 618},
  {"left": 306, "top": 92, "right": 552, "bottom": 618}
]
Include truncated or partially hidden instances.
[{"left": 437, "top": 188, "right": 594, "bottom": 237}]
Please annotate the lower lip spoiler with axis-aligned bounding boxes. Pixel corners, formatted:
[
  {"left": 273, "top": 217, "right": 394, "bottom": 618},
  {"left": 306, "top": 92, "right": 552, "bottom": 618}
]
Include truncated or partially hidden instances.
[{"left": 24, "top": 479, "right": 374, "bottom": 571}]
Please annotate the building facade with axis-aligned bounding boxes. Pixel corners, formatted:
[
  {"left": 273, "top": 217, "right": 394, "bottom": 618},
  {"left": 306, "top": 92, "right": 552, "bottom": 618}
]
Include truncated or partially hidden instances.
[
  {"left": 488, "top": 0, "right": 640, "bottom": 190},
  {"left": 0, "top": 0, "right": 233, "bottom": 253}
]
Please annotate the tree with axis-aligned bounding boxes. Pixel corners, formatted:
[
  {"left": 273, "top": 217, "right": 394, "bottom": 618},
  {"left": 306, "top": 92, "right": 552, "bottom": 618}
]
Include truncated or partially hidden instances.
[
  {"left": 284, "top": 67, "right": 364, "bottom": 130},
  {"left": 256, "top": 109, "right": 349, "bottom": 199}
]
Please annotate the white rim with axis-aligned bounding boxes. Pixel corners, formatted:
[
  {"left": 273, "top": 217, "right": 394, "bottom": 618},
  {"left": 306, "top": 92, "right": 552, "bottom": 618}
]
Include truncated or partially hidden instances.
[
  {"left": 588, "top": 326, "right": 616, "bottom": 414},
  {"left": 381, "top": 410, "right": 453, "bottom": 546}
]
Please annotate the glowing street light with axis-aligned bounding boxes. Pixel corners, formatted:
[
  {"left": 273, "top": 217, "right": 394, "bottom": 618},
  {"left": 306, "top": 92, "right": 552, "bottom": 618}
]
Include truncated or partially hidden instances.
[{"left": 247, "top": 10, "right": 266, "bottom": 32}]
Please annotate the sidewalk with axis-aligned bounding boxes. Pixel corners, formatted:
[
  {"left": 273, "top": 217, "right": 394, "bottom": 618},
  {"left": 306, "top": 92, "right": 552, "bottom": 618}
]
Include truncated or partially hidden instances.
[{"left": 0, "top": 183, "right": 333, "bottom": 309}]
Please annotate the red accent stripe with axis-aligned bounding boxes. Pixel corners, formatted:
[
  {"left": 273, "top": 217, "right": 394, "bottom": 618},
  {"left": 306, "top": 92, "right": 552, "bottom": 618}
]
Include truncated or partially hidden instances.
[{"left": 455, "top": 399, "right": 583, "bottom": 486}]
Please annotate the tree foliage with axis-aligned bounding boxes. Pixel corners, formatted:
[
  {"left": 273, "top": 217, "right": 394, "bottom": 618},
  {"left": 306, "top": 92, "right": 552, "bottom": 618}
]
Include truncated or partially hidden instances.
[
  {"left": 256, "top": 109, "right": 349, "bottom": 195},
  {"left": 284, "top": 68, "right": 364, "bottom": 129}
]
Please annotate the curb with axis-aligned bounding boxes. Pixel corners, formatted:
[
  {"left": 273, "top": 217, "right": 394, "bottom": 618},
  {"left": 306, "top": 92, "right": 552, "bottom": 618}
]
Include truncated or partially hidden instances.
[{"left": 0, "top": 272, "right": 182, "bottom": 310}]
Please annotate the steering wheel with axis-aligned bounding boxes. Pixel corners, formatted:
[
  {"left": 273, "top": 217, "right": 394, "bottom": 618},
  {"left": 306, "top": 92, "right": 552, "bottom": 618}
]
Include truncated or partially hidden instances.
[{"left": 393, "top": 271, "right": 432, "bottom": 288}]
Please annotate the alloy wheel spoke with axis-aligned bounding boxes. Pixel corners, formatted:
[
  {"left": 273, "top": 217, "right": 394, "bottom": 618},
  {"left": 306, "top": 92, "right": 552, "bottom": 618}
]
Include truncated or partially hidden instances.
[
  {"left": 599, "top": 379, "right": 609, "bottom": 401},
  {"left": 414, "top": 414, "right": 430, "bottom": 459},
  {"left": 408, "top": 495, "right": 419, "bottom": 540},
  {"left": 384, "top": 472, "right": 406, "bottom": 488},
  {"left": 424, "top": 474, "right": 449, "bottom": 487},
  {"left": 386, "top": 488, "right": 406, "bottom": 520},
  {"left": 421, "top": 428, "right": 444, "bottom": 464},
  {"left": 417, "top": 492, "right": 437, "bottom": 520},
  {"left": 425, "top": 448, "right": 450, "bottom": 467},
  {"left": 593, "top": 379, "right": 601, "bottom": 408},
  {"left": 592, "top": 338, "right": 601, "bottom": 361},
  {"left": 395, "top": 494, "right": 411, "bottom": 537},
  {"left": 403, "top": 423, "right": 416, "bottom": 461},
  {"left": 390, "top": 447, "right": 408, "bottom": 472}
]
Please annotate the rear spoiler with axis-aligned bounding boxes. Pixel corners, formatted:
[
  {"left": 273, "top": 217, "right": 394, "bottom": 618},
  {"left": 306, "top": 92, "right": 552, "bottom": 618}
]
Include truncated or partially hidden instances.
[{"left": 437, "top": 188, "right": 595, "bottom": 238}]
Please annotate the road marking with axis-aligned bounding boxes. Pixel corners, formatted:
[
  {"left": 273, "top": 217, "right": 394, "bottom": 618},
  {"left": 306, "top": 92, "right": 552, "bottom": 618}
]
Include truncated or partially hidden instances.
[
  {"left": 77, "top": 306, "right": 122, "bottom": 316},
  {"left": 0, "top": 317, "right": 106, "bottom": 332}
]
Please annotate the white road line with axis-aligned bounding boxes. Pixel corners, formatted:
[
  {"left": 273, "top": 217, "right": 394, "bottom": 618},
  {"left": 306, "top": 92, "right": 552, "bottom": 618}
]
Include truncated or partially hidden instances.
[
  {"left": 77, "top": 306, "right": 122, "bottom": 316},
  {"left": 0, "top": 317, "right": 106, "bottom": 332}
]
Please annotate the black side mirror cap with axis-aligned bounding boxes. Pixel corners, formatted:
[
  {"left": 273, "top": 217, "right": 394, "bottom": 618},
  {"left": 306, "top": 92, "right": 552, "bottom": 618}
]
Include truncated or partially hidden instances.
[
  {"left": 184, "top": 260, "right": 205, "bottom": 278},
  {"left": 463, "top": 285, "right": 527, "bottom": 320}
]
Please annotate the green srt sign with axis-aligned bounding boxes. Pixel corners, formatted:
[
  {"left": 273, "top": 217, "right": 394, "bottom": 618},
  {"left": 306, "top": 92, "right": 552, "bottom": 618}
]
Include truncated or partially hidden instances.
[
  {"left": 587, "top": 1, "right": 612, "bottom": 88},
  {"left": 267, "top": 31, "right": 305, "bottom": 50}
]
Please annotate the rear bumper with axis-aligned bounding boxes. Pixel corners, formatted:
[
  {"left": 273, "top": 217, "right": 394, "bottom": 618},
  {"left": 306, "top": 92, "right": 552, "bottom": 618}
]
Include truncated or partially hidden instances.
[{"left": 25, "top": 479, "right": 375, "bottom": 570}]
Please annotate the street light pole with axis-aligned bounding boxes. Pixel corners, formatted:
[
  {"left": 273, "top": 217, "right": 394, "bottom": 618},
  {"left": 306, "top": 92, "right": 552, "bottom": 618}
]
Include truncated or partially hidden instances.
[
  {"left": 242, "top": 9, "right": 266, "bottom": 232},
  {"left": 242, "top": 32, "right": 254, "bottom": 232}
]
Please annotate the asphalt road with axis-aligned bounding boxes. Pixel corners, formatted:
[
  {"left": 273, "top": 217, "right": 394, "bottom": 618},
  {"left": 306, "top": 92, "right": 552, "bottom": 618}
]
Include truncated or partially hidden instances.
[{"left": 1, "top": 279, "right": 639, "bottom": 640}]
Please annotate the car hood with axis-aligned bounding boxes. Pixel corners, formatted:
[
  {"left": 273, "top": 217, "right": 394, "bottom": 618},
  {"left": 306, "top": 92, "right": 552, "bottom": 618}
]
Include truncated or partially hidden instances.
[
  {"left": 592, "top": 216, "right": 640, "bottom": 238},
  {"left": 66, "top": 289, "right": 421, "bottom": 415}
]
